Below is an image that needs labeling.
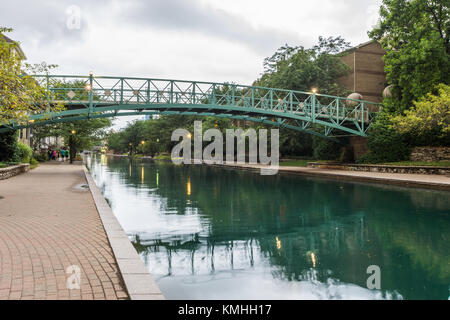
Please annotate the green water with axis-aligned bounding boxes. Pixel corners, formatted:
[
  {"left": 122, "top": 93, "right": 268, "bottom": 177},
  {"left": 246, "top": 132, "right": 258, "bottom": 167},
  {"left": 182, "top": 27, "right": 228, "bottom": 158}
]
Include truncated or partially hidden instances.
[{"left": 86, "top": 154, "right": 450, "bottom": 300}]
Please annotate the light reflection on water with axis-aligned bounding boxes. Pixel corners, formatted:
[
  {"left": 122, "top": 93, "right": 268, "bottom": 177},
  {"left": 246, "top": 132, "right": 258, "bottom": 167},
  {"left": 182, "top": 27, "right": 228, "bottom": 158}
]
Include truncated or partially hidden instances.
[{"left": 86, "top": 154, "right": 450, "bottom": 300}]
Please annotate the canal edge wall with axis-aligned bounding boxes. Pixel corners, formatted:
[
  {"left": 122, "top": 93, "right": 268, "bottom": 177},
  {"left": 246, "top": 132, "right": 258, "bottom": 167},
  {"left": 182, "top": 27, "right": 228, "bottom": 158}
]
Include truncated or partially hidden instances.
[
  {"left": 307, "top": 162, "right": 450, "bottom": 175},
  {"left": 211, "top": 163, "right": 450, "bottom": 191},
  {"left": 83, "top": 166, "right": 165, "bottom": 300}
]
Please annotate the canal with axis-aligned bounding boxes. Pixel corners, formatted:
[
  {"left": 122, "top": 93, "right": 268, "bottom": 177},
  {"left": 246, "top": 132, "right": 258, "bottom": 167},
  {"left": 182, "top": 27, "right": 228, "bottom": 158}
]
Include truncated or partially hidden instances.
[{"left": 86, "top": 154, "right": 449, "bottom": 300}]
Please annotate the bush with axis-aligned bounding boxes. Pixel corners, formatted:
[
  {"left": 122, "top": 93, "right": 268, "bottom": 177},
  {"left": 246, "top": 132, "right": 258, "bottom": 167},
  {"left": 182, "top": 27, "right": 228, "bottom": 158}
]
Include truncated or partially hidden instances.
[
  {"left": 312, "top": 136, "right": 341, "bottom": 160},
  {"left": 17, "top": 142, "right": 33, "bottom": 163},
  {"left": 391, "top": 84, "right": 450, "bottom": 147},
  {"left": 356, "top": 113, "right": 410, "bottom": 163},
  {"left": 30, "top": 158, "right": 39, "bottom": 165},
  {"left": 33, "top": 152, "right": 48, "bottom": 162},
  {"left": 0, "top": 131, "right": 19, "bottom": 162}
]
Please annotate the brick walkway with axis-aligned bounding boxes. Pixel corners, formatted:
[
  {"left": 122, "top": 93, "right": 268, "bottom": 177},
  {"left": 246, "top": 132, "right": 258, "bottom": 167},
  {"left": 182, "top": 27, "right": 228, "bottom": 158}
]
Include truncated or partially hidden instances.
[{"left": 0, "top": 163, "right": 129, "bottom": 300}]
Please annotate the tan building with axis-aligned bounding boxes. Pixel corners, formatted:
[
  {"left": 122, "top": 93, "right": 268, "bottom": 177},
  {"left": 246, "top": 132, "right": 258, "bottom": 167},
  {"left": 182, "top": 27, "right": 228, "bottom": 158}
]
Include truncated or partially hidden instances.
[{"left": 338, "top": 40, "right": 387, "bottom": 103}]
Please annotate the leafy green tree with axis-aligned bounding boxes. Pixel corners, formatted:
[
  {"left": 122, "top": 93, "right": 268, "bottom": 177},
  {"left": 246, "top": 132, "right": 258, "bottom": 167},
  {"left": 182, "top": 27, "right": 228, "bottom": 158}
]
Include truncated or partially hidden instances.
[
  {"left": 34, "top": 118, "right": 111, "bottom": 163},
  {"left": 256, "top": 36, "right": 352, "bottom": 159},
  {"left": 256, "top": 36, "right": 351, "bottom": 96},
  {"left": 107, "top": 131, "right": 126, "bottom": 153},
  {"left": 122, "top": 120, "right": 148, "bottom": 155},
  {"left": 0, "top": 27, "right": 63, "bottom": 125},
  {"left": 391, "top": 84, "right": 450, "bottom": 146},
  {"left": 369, "top": 0, "right": 450, "bottom": 112},
  {"left": 0, "top": 27, "right": 63, "bottom": 162}
]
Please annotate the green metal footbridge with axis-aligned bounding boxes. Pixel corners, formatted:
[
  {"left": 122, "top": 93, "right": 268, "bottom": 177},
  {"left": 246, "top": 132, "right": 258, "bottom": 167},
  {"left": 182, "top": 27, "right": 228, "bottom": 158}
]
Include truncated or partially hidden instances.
[{"left": 0, "top": 74, "right": 381, "bottom": 137}]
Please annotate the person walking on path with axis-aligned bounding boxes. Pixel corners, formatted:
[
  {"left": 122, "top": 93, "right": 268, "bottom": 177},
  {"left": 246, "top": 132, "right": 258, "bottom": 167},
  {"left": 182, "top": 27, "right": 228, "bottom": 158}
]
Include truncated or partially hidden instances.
[{"left": 62, "top": 148, "right": 68, "bottom": 162}]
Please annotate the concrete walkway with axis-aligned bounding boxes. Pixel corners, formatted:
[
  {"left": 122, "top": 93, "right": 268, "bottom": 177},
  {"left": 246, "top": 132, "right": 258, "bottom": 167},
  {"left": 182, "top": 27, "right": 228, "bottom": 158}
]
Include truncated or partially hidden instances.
[
  {"left": 217, "top": 163, "right": 450, "bottom": 190},
  {"left": 0, "top": 163, "right": 129, "bottom": 300}
]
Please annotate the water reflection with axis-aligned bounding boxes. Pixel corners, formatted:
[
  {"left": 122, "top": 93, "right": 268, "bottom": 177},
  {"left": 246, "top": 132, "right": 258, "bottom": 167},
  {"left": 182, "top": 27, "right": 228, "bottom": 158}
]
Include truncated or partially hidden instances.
[{"left": 87, "top": 154, "right": 450, "bottom": 300}]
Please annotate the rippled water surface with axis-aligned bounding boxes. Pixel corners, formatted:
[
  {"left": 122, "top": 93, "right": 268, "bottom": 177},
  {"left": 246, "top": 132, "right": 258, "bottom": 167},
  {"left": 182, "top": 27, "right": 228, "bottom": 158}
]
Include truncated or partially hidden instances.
[{"left": 86, "top": 155, "right": 450, "bottom": 300}]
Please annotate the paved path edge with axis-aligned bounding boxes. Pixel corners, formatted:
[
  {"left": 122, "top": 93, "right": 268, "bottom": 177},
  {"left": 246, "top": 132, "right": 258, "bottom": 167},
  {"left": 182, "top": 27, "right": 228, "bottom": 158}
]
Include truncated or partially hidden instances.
[{"left": 83, "top": 167, "right": 165, "bottom": 300}]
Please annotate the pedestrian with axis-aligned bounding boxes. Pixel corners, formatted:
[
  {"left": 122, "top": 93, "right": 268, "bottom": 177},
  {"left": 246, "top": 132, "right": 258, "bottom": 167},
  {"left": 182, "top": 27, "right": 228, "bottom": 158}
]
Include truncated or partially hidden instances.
[
  {"left": 52, "top": 150, "right": 57, "bottom": 160},
  {"left": 47, "top": 149, "right": 52, "bottom": 160}
]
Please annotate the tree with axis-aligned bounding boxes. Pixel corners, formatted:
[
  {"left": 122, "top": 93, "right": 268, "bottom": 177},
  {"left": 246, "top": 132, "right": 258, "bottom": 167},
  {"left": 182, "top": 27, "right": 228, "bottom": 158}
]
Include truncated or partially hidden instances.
[
  {"left": 34, "top": 118, "right": 112, "bottom": 163},
  {"left": 369, "top": 0, "right": 450, "bottom": 112},
  {"left": 122, "top": 120, "right": 147, "bottom": 155},
  {"left": 256, "top": 36, "right": 351, "bottom": 97},
  {"left": 0, "top": 27, "right": 63, "bottom": 125},
  {"left": 255, "top": 36, "right": 352, "bottom": 159},
  {"left": 391, "top": 84, "right": 450, "bottom": 146}
]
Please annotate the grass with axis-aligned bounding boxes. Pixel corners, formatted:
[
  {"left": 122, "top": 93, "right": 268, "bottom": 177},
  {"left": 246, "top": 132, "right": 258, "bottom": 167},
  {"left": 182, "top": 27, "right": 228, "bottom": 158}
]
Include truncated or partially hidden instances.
[
  {"left": 0, "top": 161, "right": 21, "bottom": 168},
  {"left": 30, "top": 163, "right": 39, "bottom": 169},
  {"left": 381, "top": 161, "right": 450, "bottom": 167},
  {"left": 280, "top": 159, "right": 311, "bottom": 167}
]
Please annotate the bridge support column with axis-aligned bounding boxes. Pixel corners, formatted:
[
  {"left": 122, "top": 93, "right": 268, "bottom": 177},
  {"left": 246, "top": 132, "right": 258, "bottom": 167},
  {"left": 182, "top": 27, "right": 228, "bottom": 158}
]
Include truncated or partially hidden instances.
[{"left": 349, "top": 136, "right": 368, "bottom": 160}]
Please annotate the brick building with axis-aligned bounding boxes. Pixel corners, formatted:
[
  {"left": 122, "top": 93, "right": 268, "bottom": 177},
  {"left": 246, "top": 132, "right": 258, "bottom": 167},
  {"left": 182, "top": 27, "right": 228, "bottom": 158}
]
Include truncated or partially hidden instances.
[{"left": 337, "top": 40, "right": 387, "bottom": 103}]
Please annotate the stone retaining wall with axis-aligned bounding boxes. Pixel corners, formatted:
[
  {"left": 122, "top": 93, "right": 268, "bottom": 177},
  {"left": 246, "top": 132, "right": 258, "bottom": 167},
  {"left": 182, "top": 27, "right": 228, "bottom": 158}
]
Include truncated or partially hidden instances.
[
  {"left": 0, "top": 164, "right": 30, "bottom": 180},
  {"left": 307, "top": 162, "right": 450, "bottom": 175},
  {"left": 410, "top": 147, "right": 450, "bottom": 162}
]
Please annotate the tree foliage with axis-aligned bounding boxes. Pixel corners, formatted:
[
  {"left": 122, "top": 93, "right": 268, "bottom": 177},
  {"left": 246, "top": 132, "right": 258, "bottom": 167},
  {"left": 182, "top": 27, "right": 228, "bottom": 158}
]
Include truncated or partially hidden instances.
[
  {"left": 357, "top": 113, "right": 411, "bottom": 163},
  {"left": 0, "top": 130, "right": 18, "bottom": 162},
  {"left": 34, "top": 118, "right": 111, "bottom": 162},
  {"left": 0, "top": 27, "right": 63, "bottom": 125},
  {"left": 391, "top": 84, "right": 450, "bottom": 146},
  {"left": 257, "top": 36, "right": 351, "bottom": 97},
  {"left": 369, "top": 0, "right": 450, "bottom": 112},
  {"left": 107, "top": 115, "right": 233, "bottom": 156}
]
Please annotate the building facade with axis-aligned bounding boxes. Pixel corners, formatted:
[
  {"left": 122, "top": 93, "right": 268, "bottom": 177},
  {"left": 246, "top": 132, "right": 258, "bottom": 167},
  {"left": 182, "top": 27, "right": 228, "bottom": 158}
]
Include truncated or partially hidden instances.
[{"left": 337, "top": 40, "right": 387, "bottom": 103}]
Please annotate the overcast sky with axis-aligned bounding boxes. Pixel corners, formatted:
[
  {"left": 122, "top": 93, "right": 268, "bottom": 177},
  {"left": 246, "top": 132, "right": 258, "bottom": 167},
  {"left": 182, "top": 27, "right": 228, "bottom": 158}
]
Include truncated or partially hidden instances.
[{"left": 1, "top": 0, "right": 382, "bottom": 128}]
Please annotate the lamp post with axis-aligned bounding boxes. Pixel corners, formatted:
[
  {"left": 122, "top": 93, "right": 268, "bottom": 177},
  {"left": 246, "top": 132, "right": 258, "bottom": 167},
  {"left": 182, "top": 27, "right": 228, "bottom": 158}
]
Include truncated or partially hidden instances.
[{"left": 69, "top": 129, "right": 76, "bottom": 164}]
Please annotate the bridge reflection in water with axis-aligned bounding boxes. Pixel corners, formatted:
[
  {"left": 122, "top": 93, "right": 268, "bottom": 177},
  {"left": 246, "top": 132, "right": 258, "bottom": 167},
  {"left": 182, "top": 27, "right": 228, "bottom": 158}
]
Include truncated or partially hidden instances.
[
  {"left": 86, "top": 155, "right": 450, "bottom": 300},
  {"left": 132, "top": 212, "right": 365, "bottom": 279}
]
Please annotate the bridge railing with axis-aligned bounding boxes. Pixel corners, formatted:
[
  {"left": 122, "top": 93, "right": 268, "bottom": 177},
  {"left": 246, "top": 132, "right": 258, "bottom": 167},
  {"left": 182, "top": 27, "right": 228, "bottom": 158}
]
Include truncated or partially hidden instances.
[{"left": 27, "top": 75, "right": 381, "bottom": 136}]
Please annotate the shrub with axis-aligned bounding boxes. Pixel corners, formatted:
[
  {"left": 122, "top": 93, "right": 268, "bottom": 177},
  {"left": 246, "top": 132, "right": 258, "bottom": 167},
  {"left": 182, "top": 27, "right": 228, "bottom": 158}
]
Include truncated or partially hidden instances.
[
  {"left": 33, "top": 152, "right": 48, "bottom": 162},
  {"left": 0, "top": 131, "right": 19, "bottom": 162},
  {"left": 391, "top": 84, "right": 450, "bottom": 147},
  {"left": 312, "top": 136, "right": 341, "bottom": 160},
  {"left": 356, "top": 113, "right": 410, "bottom": 163},
  {"left": 30, "top": 158, "right": 39, "bottom": 166},
  {"left": 17, "top": 142, "right": 33, "bottom": 163}
]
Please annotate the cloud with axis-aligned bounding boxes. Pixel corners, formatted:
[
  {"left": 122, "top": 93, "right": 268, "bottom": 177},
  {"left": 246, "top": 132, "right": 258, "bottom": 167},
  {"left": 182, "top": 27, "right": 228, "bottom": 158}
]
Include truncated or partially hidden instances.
[
  {"left": 0, "top": 0, "right": 90, "bottom": 48},
  {"left": 116, "top": 0, "right": 303, "bottom": 54},
  {"left": 0, "top": 0, "right": 382, "bottom": 129}
]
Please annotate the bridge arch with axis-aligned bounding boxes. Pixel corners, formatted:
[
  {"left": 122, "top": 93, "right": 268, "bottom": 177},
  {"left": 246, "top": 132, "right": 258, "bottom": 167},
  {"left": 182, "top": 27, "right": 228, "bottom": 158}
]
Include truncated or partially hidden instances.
[{"left": 0, "top": 75, "right": 380, "bottom": 138}]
